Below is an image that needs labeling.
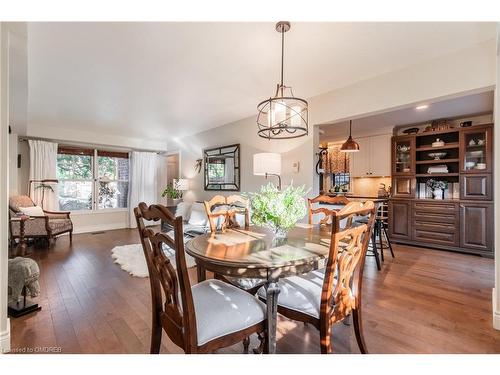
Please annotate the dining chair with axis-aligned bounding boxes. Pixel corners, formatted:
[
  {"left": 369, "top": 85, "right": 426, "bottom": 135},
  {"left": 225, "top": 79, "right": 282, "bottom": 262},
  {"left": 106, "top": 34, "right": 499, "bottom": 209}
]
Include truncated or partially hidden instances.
[
  {"left": 203, "top": 195, "right": 229, "bottom": 233},
  {"left": 226, "top": 194, "right": 250, "bottom": 229},
  {"left": 134, "top": 202, "right": 267, "bottom": 354},
  {"left": 259, "top": 200, "right": 376, "bottom": 354},
  {"left": 203, "top": 195, "right": 263, "bottom": 295},
  {"left": 307, "top": 195, "right": 352, "bottom": 226}
]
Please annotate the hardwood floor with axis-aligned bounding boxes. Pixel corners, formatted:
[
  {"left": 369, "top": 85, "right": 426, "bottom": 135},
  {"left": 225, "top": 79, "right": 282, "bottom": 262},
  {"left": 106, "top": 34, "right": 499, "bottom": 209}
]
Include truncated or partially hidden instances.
[{"left": 9, "top": 228, "right": 500, "bottom": 354}]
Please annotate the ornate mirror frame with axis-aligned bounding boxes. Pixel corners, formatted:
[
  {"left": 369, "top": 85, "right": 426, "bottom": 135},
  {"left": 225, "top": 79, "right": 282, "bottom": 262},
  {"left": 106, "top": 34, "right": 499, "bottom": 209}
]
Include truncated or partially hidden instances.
[{"left": 204, "top": 144, "right": 241, "bottom": 191}]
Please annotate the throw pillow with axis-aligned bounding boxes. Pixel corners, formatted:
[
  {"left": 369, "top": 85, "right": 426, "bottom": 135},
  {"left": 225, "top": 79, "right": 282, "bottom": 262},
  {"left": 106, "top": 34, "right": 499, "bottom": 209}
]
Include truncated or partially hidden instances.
[
  {"left": 188, "top": 202, "right": 208, "bottom": 227},
  {"left": 18, "top": 206, "right": 45, "bottom": 217},
  {"left": 175, "top": 201, "right": 191, "bottom": 221}
]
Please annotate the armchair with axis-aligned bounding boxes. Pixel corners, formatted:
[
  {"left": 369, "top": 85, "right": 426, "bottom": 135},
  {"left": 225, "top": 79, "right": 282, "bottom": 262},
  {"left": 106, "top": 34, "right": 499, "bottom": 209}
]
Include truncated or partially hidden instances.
[{"left": 9, "top": 195, "right": 73, "bottom": 246}]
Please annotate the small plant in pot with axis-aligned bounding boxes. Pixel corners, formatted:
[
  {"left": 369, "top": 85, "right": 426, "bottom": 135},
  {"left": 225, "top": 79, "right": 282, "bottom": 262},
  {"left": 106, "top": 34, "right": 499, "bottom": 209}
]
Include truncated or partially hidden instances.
[
  {"left": 248, "top": 183, "right": 308, "bottom": 239},
  {"left": 426, "top": 179, "right": 447, "bottom": 200},
  {"left": 161, "top": 181, "right": 183, "bottom": 205}
]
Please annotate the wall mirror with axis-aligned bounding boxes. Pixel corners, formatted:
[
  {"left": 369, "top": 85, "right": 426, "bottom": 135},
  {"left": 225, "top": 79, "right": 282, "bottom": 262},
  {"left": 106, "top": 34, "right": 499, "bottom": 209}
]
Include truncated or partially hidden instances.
[{"left": 204, "top": 144, "right": 240, "bottom": 191}]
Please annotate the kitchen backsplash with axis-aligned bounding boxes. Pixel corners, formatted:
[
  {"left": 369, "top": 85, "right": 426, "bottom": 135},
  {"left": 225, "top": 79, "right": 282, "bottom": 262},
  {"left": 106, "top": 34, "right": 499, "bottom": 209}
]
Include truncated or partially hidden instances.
[{"left": 352, "top": 176, "right": 392, "bottom": 197}]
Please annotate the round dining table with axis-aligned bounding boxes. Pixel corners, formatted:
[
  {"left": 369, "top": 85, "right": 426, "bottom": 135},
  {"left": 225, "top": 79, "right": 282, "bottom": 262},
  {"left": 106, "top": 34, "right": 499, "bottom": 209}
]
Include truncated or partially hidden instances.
[{"left": 185, "top": 224, "right": 332, "bottom": 354}]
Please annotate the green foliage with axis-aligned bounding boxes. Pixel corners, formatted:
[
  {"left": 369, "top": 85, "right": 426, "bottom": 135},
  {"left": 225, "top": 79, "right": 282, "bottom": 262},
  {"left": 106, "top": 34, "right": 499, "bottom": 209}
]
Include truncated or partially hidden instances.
[
  {"left": 248, "top": 183, "right": 308, "bottom": 234},
  {"left": 426, "top": 179, "right": 447, "bottom": 190},
  {"left": 57, "top": 155, "right": 92, "bottom": 180},
  {"left": 162, "top": 183, "right": 182, "bottom": 199},
  {"left": 99, "top": 181, "right": 117, "bottom": 208},
  {"left": 98, "top": 156, "right": 117, "bottom": 179}
]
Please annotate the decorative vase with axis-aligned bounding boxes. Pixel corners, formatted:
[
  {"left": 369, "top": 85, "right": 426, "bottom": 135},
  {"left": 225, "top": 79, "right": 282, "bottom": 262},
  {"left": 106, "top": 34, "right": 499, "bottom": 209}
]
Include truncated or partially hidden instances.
[
  {"left": 432, "top": 188, "right": 443, "bottom": 200},
  {"left": 273, "top": 226, "right": 289, "bottom": 239},
  {"left": 172, "top": 198, "right": 182, "bottom": 206},
  {"left": 267, "top": 223, "right": 288, "bottom": 239}
]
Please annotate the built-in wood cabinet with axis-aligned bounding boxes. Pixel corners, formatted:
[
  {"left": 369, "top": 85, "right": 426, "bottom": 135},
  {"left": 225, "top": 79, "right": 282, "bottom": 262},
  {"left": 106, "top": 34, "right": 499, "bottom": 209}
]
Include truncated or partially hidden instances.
[
  {"left": 460, "top": 202, "right": 492, "bottom": 252},
  {"left": 459, "top": 125, "right": 492, "bottom": 173},
  {"left": 389, "top": 123, "right": 494, "bottom": 257},
  {"left": 351, "top": 134, "right": 391, "bottom": 177},
  {"left": 392, "top": 136, "right": 415, "bottom": 176},
  {"left": 388, "top": 200, "right": 411, "bottom": 240},
  {"left": 460, "top": 174, "right": 492, "bottom": 200},
  {"left": 392, "top": 176, "right": 415, "bottom": 198}
]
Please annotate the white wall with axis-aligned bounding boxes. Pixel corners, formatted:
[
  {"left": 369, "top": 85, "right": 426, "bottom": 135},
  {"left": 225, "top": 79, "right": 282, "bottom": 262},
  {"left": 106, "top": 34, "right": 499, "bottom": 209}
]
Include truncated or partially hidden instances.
[
  {"left": 177, "top": 39, "right": 497, "bottom": 202},
  {"left": 8, "top": 134, "right": 18, "bottom": 195},
  {"left": 493, "top": 25, "right": 500, "bottom": 331},
  {"left": 1, "top": 22, "right": 11, "bottom": 354},
  {"left": 175, "top": 115, "right": 311, "bottom": 203}
]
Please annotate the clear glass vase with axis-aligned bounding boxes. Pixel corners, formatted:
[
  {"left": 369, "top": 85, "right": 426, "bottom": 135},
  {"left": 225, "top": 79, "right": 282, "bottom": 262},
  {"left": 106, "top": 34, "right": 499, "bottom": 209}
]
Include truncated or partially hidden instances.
[{"left": 271, "top": 225, "right": 289, "bottom": 239}]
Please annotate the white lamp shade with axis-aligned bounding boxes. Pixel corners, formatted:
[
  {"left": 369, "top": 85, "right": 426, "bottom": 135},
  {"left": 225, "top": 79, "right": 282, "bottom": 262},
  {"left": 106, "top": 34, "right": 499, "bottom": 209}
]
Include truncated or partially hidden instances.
[
  {"left": 173, "top": 178, "right": 189, "bottom": 191},
  {"left": 253, "top": 153, "right": 282, "bottom": 176}
]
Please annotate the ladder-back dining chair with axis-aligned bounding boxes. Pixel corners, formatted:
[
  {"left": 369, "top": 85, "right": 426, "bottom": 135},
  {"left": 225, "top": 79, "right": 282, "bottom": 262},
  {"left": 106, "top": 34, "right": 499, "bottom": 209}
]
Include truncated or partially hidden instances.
[
  {"left": 307, "top": 195, "right": 352, "bottom": 226},
  {"left": 135, "top": 203, "right": 267, "bottom": 353},
  {"left": 202, "top": 195, "right": 262, "bottom": 296},
  {"left": 259, "top": 201, "right": 376, "bottom": 353}
]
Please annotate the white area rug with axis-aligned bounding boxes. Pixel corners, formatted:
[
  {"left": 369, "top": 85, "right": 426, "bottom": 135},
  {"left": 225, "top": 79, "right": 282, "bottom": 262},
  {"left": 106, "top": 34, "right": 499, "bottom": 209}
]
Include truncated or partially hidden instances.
[{"left": 111, "top": 243, "right": 196, "bottom": 278}]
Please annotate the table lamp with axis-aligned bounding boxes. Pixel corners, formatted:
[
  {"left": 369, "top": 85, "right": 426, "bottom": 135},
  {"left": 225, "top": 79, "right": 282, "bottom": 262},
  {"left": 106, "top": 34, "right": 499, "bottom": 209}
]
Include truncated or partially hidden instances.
[{"left": 173, "top": 178, "right": 189, "bottom": 196}]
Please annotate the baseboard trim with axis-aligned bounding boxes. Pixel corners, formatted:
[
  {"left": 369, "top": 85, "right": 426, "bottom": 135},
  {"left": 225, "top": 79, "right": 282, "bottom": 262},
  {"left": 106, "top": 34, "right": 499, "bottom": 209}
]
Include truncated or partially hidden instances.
[
  {"left": 0, "top": 318, "right": 11, "bottom": 354},
  {"left": 493, "top": 289, "right": 500, "bottom": 330},
  {"left": 73, "top": 223, "right": 127, "bottom": 235}
]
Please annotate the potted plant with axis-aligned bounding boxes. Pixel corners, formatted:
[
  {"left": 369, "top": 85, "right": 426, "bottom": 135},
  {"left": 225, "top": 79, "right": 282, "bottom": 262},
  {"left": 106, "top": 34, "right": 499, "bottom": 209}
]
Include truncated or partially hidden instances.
[
  {"left": 161, "top": 181, "right": 183, "bottom": 205},
  {"left": 426, "top": 179, "right": 447, "bottom": 200},
  {"left": 248, "top": 183, "right": 308, "bottom": 239}
]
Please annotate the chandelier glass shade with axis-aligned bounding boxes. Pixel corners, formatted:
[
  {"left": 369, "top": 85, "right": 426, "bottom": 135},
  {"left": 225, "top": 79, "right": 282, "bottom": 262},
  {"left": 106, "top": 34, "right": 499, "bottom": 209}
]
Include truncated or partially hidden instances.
[{"left": 257, "top": 22, "right": 309, "bottom": 140}]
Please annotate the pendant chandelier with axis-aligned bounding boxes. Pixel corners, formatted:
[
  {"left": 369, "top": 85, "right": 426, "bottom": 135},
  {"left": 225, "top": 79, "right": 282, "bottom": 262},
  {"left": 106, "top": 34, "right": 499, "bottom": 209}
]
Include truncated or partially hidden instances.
[
  {"left": 257, "top": 21, "right": 308, "bottom": 140},
  {"left": 340, "top": 120, "right": 360, "bottom": 152}
]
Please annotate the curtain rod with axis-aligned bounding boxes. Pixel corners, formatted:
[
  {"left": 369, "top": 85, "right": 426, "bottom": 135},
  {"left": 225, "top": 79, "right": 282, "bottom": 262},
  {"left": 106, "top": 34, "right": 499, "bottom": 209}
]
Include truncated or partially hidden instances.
[{"left": 17, "top": 135, "right": 169, "bottom": 155}]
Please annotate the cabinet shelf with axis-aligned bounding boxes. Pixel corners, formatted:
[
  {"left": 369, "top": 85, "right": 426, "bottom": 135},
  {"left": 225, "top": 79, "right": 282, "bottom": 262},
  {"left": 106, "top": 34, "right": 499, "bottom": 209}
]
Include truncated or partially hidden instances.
[
  {"left": 415, "top": 173, "right": 459, "bottom": 178},
  {"left": 416, "top": 158, "right": 459, "bottom": 165},
  {"left": 416, "top": 143, "right": 459, "bottom": 152}
]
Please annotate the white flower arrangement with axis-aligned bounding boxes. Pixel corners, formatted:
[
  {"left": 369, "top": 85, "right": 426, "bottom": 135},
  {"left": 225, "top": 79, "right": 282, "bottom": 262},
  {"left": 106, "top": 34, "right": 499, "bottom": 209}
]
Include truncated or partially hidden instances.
[{"left": 248, "top": 183, "right": 308, "bottom": 237}]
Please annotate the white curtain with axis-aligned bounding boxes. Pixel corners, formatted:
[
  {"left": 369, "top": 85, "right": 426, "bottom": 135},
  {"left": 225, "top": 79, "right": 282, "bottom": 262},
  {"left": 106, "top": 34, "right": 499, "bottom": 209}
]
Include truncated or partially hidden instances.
[
  {"left": 128, "top": 151, "right": 158, "bottom": 228},
  {"left": 28, "top": 140, "right": 58, "bottom": 211}
]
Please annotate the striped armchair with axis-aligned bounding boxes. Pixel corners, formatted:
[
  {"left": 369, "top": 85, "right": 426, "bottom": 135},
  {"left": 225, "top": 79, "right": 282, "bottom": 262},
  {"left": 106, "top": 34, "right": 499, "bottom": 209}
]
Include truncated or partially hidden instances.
[{"left": 9, "top": 195, "right": 73, "bottom": 246}]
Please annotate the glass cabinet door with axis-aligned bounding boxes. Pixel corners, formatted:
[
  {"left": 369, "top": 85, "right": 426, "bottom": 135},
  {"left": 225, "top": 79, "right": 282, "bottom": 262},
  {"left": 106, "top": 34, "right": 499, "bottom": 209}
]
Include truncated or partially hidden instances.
[
  {"left": 393, "top": 137, "right": 415, "bottom": 175},
  {"left": 460, "top": 126, "right": 492, "bottom": 173}
]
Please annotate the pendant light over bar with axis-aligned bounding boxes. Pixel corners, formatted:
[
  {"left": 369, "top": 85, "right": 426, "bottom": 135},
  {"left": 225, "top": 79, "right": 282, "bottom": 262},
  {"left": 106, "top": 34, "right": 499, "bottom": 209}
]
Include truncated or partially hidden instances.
[
  {"left": 256, "top": 21, "right": 308, "bottom": 140},
  {"left": 340, "top": 120, "right": 360, "bottom": 152}
]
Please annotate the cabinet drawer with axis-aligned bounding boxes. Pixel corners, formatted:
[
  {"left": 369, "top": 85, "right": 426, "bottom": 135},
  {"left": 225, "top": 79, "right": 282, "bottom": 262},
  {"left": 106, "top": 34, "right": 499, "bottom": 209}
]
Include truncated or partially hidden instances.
[
  {"left": 413, "top": 228, "right": 458, "bottom": 245},
  {"left": 412, "top": 201, "right": 457, "bottom": 212}
]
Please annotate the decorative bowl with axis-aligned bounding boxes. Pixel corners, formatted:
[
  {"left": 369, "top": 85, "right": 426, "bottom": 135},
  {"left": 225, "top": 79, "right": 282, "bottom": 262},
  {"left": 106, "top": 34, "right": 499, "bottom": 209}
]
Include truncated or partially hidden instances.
[
  {"left": 428, "top": 152, "right": 447, "bottom": 160},
  {"left": 465, "top": 161, "right": 476, "bottom": 169},
  {"left": 476, "top": 163, "right": 486, "bottom": 170}
]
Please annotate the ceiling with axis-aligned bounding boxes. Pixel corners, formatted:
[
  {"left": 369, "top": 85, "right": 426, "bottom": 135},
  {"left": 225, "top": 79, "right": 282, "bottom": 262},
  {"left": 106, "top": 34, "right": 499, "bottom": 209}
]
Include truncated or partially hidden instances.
[
  {"left": 27, "top": 22, "right": 496, "bottom": 141},
  {"left": 319, "top": 90, "right": 494, "bottom": 142}
]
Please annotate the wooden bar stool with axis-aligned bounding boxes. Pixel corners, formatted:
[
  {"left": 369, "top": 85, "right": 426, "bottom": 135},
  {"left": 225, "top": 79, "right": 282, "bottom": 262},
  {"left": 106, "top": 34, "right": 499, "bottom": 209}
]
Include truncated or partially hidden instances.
[{"left": 376, "top": 202, "right": 395, "bottom": 262}]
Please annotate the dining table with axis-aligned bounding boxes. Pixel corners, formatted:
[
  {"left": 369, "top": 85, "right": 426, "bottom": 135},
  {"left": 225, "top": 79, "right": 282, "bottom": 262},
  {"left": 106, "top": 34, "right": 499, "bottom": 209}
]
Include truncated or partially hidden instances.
[{"left": 185, "top": 224, "right": 332, "bottom": 354}]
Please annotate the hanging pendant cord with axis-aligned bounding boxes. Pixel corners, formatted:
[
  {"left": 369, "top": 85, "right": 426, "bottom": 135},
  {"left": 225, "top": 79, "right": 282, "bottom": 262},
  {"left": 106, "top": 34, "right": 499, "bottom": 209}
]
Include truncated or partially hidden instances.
[
  {"left": 280, "top": 24, "right": 284, "bottom": 96},
  {"left": 349, "top": 120, "right": 352, "bottom": 137}
]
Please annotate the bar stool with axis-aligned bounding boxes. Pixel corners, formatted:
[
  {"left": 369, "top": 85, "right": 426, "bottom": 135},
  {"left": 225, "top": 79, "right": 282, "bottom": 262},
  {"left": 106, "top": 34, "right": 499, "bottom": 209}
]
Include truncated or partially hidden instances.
[
  {"left": 376, "top": 202, "right": 395, "bottom": 262},
  {"left": 356, "top": 216, "right": 382, "bottom": 270}
]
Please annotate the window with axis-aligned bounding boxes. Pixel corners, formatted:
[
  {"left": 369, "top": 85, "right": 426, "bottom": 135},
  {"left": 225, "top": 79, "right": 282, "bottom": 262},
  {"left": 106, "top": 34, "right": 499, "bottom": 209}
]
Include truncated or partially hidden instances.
[
  {"left": 97, "top": 151, "right": 129, "bottom": 209},
  {"left": 56, "top": 147, "right": 129, "bottom": 211}
]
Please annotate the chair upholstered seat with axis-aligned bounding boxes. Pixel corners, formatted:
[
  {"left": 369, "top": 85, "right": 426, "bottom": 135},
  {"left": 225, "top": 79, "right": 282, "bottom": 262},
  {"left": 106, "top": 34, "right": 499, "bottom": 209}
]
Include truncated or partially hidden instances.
[
  {"left": 48, "top": 218, "right": 73, "bottom": 234},
  {"left": 257, "top": 269, "right": 326, "bottom": 319},
  {"left": 192, "top": 279, "right": 266, "bottom": 345}
]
